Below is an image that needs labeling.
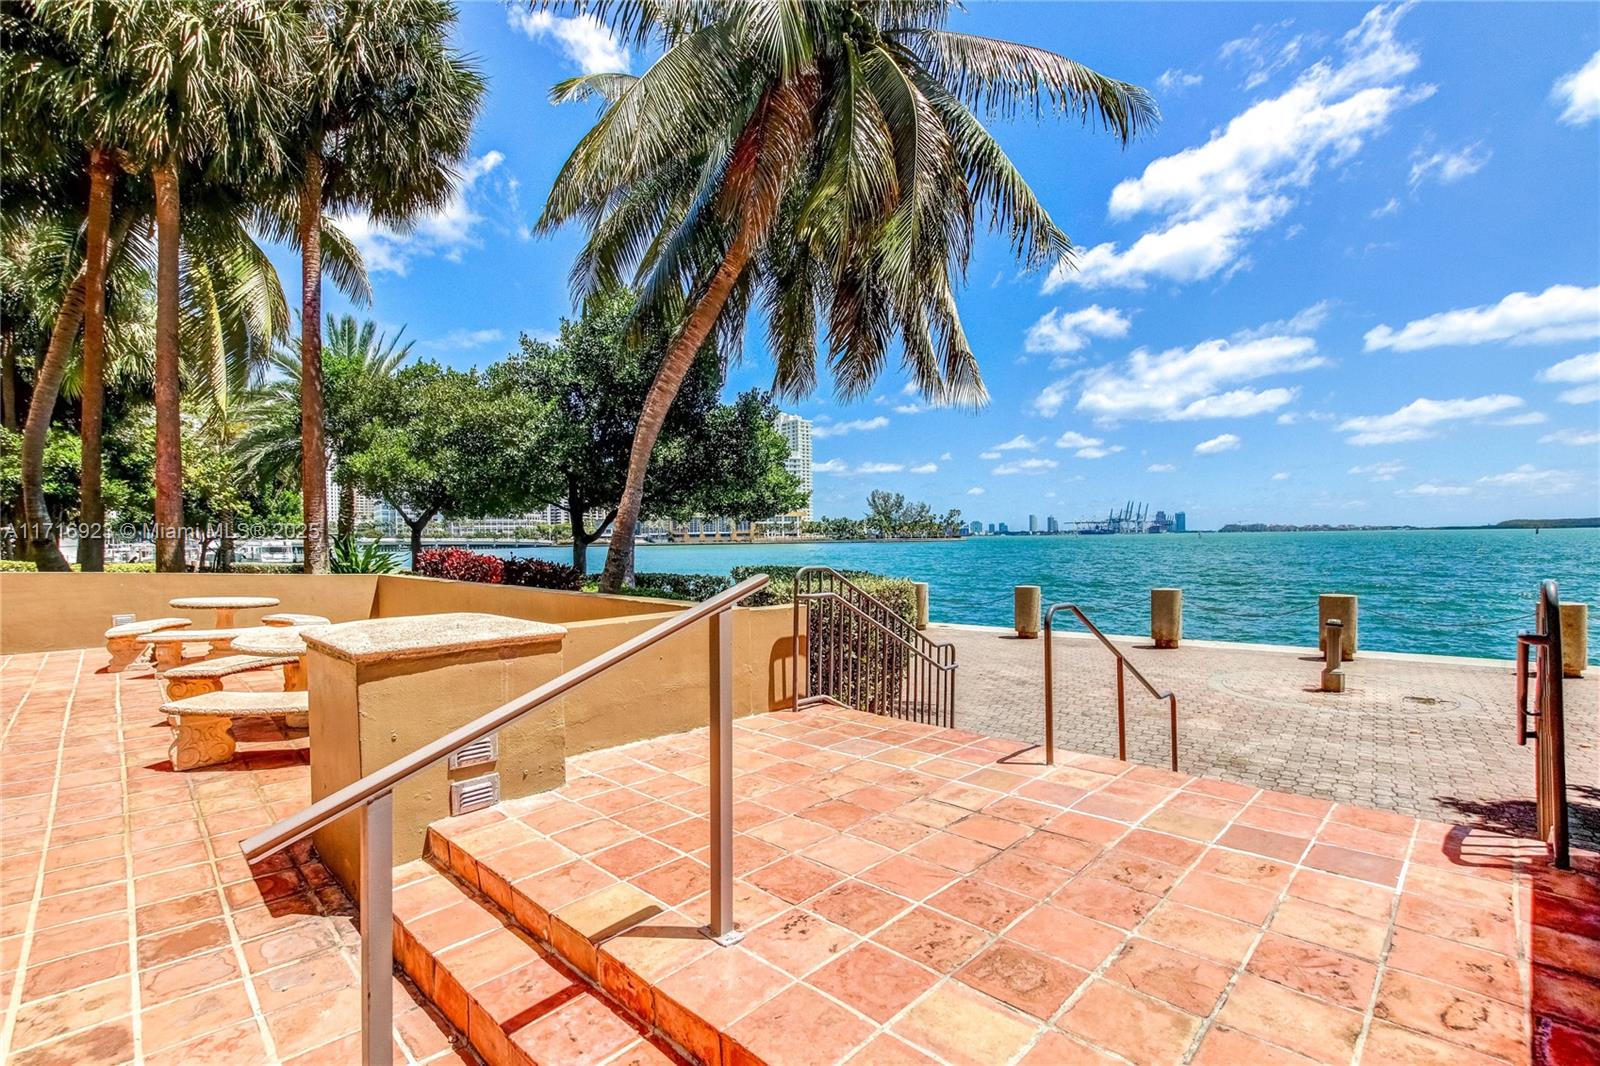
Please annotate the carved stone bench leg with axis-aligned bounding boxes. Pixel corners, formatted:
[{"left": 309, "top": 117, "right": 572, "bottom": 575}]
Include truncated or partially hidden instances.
[
  {"left": 151, "top": 644, "right": 184, "bottom": 673},
  {"left": 105, "top": 638, "right": 146, "bottom": 672},
  {"left": 169, "top": 715, "right": 237, "bottom": 770},
  {"left": 165, "top": 677, "right": 224, "bottom": 701},
  {"left": 282, "top": 660, "right": 306, "bottom": 692}
]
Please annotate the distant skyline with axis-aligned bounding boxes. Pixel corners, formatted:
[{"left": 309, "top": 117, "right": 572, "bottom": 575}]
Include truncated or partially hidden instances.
[{"left": 283, "top": 2, "right": 1600, "bottom": 530}]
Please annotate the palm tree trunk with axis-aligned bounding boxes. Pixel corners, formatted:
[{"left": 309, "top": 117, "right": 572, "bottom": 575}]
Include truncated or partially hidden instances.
[
  {"left": 597, "top": 230, "right": 757, "bottom": 592},
  {"left": 152, "top": 161, "right": 184, "bottom": 573},
  {"left": 1, "top": 328, "right": 16, "bottom": 431},
  {"left": 299, "top": 149, "right": 330, "bottom": 574},
  {"left": 16, "top": 265, "right": 87, "bottom": 572},
  {"left": 337, "top": 480, "right": 354, "bottom": 542},
  {"left": 78, "top": 148, "right": 117, "bottom": 573}
]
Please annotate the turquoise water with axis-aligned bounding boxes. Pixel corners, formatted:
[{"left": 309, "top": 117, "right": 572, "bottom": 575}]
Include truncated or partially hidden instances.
[{"left": 463, "top": 529, "right": 1599, "bottom": 661}]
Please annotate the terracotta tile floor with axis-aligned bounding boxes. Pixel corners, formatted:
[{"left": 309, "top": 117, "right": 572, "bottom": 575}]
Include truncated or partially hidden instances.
[
  {"left": 0, "top": 649, "right": 467, "bottom": 1065},
  {"left": 427, "top": 704, "right": 1600, "bottom": 1066}
]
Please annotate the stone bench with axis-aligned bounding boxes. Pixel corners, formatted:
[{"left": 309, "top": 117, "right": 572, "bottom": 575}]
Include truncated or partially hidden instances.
[
  {"left": 263, "top": 613, "right": 331, "bottom": 627},
  {"left": 162, "top": 654, "right": 297, "bottom": 700},
  {"left": 105, "top": 617, "right": 191, "bottom": 672},
  {"left": 137, "top": 628, "right": 245, "bottom": 671},
  {"left": 162, "top": 690, "right": 311, "bottom": 770}
]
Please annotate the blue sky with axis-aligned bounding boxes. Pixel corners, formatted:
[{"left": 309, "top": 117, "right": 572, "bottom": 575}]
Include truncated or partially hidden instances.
[{"left": 289, "top": 2, "right": 1600, "bottom": 530}]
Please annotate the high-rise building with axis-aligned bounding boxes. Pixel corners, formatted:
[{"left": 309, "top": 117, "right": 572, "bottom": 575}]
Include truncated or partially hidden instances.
[
  {"left": 1046, "top": 515, "right": 1059, "bottom": 534},
  {"left": 775, "top": 412, "right": 813, "bottom": 522},
  {"left": 1028, "top": 514, "right": 1038, "bottom": 534},
  {"left": 998, "top": 522, "right": 1009, "bottom": 534},
  {"left": 968, "top": 520, "right": 983, "bottom": 536},
  {"left": 1175, "top": 511, "right": 1187, "bottom": 533},
  {"left": 986, "top": 523, "right": 996, "bottom": 534}
]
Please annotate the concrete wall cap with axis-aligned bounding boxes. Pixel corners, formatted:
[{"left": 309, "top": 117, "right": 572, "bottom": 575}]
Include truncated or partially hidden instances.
[{"left": 303, "top": 612, "right": 567, "bottom": 665}]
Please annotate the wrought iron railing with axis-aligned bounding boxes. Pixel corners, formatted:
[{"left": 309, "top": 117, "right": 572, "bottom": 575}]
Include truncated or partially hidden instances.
[
  {"left": 1517, "top": 579, "right": 1569, "bottom": 869},
  {"left": 791, "top": 566, "right": 956, "bottom": 727},
  {"left": 240, "top": 574, "right": 770, "bottom": 1066},
  {"left": 1043, "top": 603, "right": 1179, "bottom": 771}
]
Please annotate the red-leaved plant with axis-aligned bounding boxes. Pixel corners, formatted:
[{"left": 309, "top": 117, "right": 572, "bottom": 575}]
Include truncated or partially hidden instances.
[{"left": 413, "top": 547, "right": 504, "bottom": 584}]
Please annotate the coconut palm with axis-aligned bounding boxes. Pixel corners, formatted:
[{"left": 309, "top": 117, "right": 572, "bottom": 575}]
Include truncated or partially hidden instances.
[
  {"left": 236, "top": 314, "right": 413, "bottom": 541},
  {"left": 262, "top": 0, "right": 483, "bottom": 573},
  {"left": 536, "top": 0, "right": 1155, "bottom": 590}
]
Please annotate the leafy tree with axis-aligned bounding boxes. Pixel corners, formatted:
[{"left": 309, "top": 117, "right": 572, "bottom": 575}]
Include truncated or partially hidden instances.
[
  {"left": 865, "top": 490, "right": 908, "bottom": 539},
  {"left": 343, "top": 361, "right": 548, "bottom": 560},
  {"left": 268, "top": 0, "right": 483, "bottom": 574},
  {"left": 535, "top": 0, "right": 1154, "bottom": 590},
  {"left": 495, "top": 292, "right": 804, "bottom": 572},
  {"left": 0, "top": 425, "right": 80, "bottom": 548}
]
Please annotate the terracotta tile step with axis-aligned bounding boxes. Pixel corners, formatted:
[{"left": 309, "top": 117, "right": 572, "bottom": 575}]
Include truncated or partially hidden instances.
[{"left": 390, "top": 858, "right": 684, "bottom": 1066}]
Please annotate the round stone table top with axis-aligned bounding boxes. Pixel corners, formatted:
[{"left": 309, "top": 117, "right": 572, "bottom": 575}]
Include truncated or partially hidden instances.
[
  {"left": 169, "top": 595, "right": 280, "bottom": 610},
  {"left": 230, "top": 626, "right": 318, "bottom": 657}
]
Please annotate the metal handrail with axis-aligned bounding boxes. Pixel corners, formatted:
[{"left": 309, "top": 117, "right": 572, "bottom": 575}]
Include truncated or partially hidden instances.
[
  {"left": 1044, "top": 603, "right": 1178, "bottom": 771},
  {"left": 240, "top": 573, "right": 770, "bottom": 1066},
  {"left": 1516, "top": 579, "right": 1568, "bottom": 868},
  {"left": 792, "top": 566, "right": 956, "bottom": 726}
]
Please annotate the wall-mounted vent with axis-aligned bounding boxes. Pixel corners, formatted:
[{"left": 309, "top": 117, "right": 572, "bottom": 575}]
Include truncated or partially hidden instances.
[
  {"left": 449, "top": 773, "right": 500, "bottom": 816},
  {"left": 112, "top": 614, "right": 136, "bottom": 627},
  {"left": 447, "top": 733, "right": 498, "bottom": 770}
]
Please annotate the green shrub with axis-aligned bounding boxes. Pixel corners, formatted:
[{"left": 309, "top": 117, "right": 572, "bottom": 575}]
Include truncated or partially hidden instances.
[
  {"left": 0, "top": 560, "right": 157, "bottom": 572},
  {"left": 631, "top": 572, "right": 734, "bottom": 601},
  {"left": 730, "top": 564, "right": 916, "bottom": 623},
  {"left": 214, "top": 563, "right": 299, "bottom": 574},
  {"left": 0, "top": 560, "right": 36, "bottom": 571},
  {"left": 331, "top": 538, "right": 401, "bottom": 575},
  {"left": 503, "top": 557, "right": 583, "bottom": 591}
]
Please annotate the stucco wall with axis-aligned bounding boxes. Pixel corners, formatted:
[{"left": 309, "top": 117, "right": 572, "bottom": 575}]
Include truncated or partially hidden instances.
[{"left": 0, "top": 573, "right": 382, "bottom": 653}]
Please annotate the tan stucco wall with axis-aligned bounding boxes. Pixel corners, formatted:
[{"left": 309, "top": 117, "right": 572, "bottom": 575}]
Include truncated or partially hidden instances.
[
  {"left": 0, "top": 573, "right": 381, "bottom": 653},
  {"left": 311, "top": 641, "right": 568, "bottom": 897},
  {"left": 372, "top": 574, "right": 685, "bottom": 623},
  {"left": 558, "top": 604, "right": 801, "bottom": 757}
]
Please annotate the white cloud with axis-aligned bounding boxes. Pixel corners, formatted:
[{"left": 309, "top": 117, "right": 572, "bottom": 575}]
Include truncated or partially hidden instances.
[
  {"left": 1024, "top": 306, "right": 1132, "bottom": 357},
  {"left": 1049, "top": 5, "right": 1424, "bottom": 290},
  {"left": 1032, "top": 380, "right": 1072, "bottom": 417},
  {"left": 856, "top": 462, "right": 904, "bottom": 475},
  {"left": 1538, "top": 351, "right": 1600, "bottom": 403},
  {"left": 1364, "top": 284, "right": 1600, "bottom": 352},
  {"left": 966, "top": 486, "right": 986, "bottom": 496},
  {"left": 1147, "top": 463, "right": 1176, "bottom": 473},
  {"left": 813, "top": 459, "right": 849, "bottom": 474},
  {"left": 1408, "top": 142, "right": 1490, "bottom": 189},
  {"left": 1235, "top": 301, "right": 1332, "bottom": 340},
  {"left": 939, "top": 452, "right": 953, "bottom": 461},
  {"left": 1076, "top": 335, "right": 1324, "bottom": 421},
  {"left": 338, "top": 151, "right": 506, "bottom": 275},
  {"left": 1477, "top": 465, "right": 1580, "bottom": 496},
  {"left": 1054, "top": 431, "right": 1103, "bottom": 449},
  {"left": 1271, "top": 471, "right": 1291, "bottom": 480},
  {"left": 1349, "top": 460, "right": 1406, "bottom": 481},
  {"left": 1219, "top": 20, "right": 1309, "bottom": 90},
  {"left": 813, "top": 416, "right": 889, "bottom": 439},
  {"left": 1370, "top": 196, "right": 1400, "bottom": 219},
  {"left": 909, "top": 463, "right": 939, "bottom": 474},
  {"left": 1076, "top": 445, "right": 1124, "bottom": 460},
  {"left": 979, "top": 451, "right": 1002, "bottom": 460},
  {"left": 507, "top": 8, "right": 629, "bottom": 74},
  {"left": 1338, "top": 394, "right": 1523, "bottom": 445},
  {"left": 1194, "top": 433, "right": 1242, "bottom": 455},
  {"left": 993, "top": 435, "right": 1040, "bottom": 451},
  {"left": 1398, "top": 482, "right": 1471, "bottom": 497},
  {"left": 1541, "top": 428, "right": 1600, "bottom": 446},
  {"left": 420, "top": 328, "right": 504, "bottom": 352},
  {"left": 1552, "top": 49, "right": 1600, "bottom": 125},
  {"left": 1157, "top": 68, "right": 1204, "bottom": 92},
  {"left": 1493, "top": 411, "right": 1546, "bottom": 427},
  {"left": 993, "top": 458, "right": 1059, "bottom": 476}
]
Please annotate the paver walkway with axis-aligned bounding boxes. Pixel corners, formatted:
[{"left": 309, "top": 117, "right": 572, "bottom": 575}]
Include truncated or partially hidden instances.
[
  {"left": 932, "top": 624, "right": 1600, "bottom": 850},
  {"left": 0, "top": 649, "right": 464, "bottom": 1065},
  {"left": 426, "top": 703, "right": 1600, "bottom": 1066}
]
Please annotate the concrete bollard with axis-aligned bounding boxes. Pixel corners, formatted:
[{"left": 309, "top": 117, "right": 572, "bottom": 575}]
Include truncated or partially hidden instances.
[
  {"left": 1151, "top": 589, "right": 1182, "bottom": 649},
  {"left": 1318, "top": 594, "right": 1358, "bottom": 661},
  {"left": 1321, "top": 619, "right": 1346, "bottom": 692},
  {"left": 914, "top": 582, "right": 930, "bottom": 631},
  {"left": 1560, "top": 602, "right": 1588, "bottom": 678},
  {"left": 1014, "top": 586, "right": 1041, "bottom": 639}
]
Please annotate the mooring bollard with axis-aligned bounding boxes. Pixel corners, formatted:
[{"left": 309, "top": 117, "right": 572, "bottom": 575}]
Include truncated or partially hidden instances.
[
  {"left": 1560, "top": 602, "right": 1588, "bottom": 678},
  {"left": 1321, "top": 619, "right": 1346, "bottom": 692},
  {"left": 1151, "top": 589, "right": 1182, "bottom": 649},
  {"left": 1014, "top": 586, "right": 1041, "bottom": 639},
  {"left": 914, "top": 582, "right": 930, "bottom": 631},
  {"left": 1318, "top": 594, "right": 1358, "bottom": 661}
]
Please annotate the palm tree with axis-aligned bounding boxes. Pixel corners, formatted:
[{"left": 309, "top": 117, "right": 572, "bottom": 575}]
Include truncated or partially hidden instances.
[
  {"left": 268, "top": 0, "right": 483, "bottom": 573},
  {"left": 535, "top": 1, "right": 1155, "bottom": 590},
  {"left": 237, "top": 314, "right": 412, "bottom": 541}
]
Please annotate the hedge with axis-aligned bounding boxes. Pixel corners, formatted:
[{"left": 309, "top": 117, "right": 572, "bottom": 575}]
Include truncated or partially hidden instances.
[{"left": 0, "top": 561, "right": 157, "bottom": 573}]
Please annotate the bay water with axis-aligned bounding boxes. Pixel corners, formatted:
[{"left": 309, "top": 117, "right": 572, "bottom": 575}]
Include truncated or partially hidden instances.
[{"left": 438, "top": 528, "right": 1598, "bottom": 661}]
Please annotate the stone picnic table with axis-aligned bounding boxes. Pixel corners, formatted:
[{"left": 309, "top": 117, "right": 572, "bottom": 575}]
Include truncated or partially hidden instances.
[
  {"left": 230, "top": 625, "right": 320, "bottom": 690},
  {"left": 168, "top": 595, "right": 279, "bottom": 628}
]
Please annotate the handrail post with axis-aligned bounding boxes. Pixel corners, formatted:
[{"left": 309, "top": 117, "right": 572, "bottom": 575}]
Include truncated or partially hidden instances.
[
  {"left": 1115, "top": 656, "right": 1127, "bottom": 761},
  {"left": 704, "top": 609, "right": 742, "bottom": 945},
  {"left": 360, "top": 791, "right": 395, "bottom": 1066},
  {"left": 1043, "top": 610, "right": 1055, "bottom": 765}
]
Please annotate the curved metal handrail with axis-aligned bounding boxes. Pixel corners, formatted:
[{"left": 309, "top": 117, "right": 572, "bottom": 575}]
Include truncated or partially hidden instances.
[
  {"left": 242, "top": 573, "right": 770, "bottom": 862},
  {"left": 1516, "top": 579, "right": 1567, "bottom": 868},
  {"left": 797, "top": 591, "right": 957, "bottom": 669},
  {"left": 1044, "top": 603, "right": 1178, "bottom": 771}
]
